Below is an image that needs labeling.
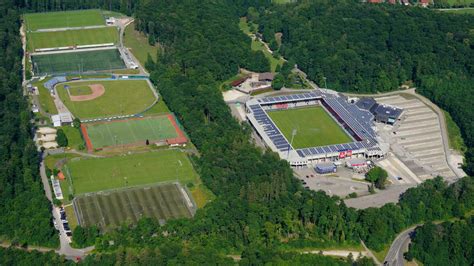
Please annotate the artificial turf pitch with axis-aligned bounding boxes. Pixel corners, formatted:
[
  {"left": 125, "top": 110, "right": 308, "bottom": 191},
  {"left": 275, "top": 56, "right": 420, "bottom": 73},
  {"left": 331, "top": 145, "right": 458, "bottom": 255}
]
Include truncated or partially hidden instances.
[
  {"left": 57, "top": 79, "right": 156, "bottom": 119},
  {"left": 31, "top": 48, "right": 126, "bottom": 75},
  {"left": 27, "top": 27, "right": 118, "bottom": 52},
  {"left": 267, "top": 106, "right": 352, "bottom": 149},
  {"left": 74, "top": 183, "right": 193, "bottom": 229},
  {"left": 83, "top": 115, "right": 179, "bottom": 150},
  {"left": 64, "top": 149, "right": 199, "bottom": 195},
  {"left": 24, "top": 9, "right": 105, "bottom": 31}
]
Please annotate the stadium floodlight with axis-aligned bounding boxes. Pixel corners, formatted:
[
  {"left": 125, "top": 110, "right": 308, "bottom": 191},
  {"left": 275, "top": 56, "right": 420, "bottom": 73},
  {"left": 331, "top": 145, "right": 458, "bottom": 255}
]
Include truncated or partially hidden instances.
[
  {"left": 287, "top": 129, "right": 297, "bottom": 160},
  {"left": 323, "top": 76, "right": 327, "bottom": 89}
]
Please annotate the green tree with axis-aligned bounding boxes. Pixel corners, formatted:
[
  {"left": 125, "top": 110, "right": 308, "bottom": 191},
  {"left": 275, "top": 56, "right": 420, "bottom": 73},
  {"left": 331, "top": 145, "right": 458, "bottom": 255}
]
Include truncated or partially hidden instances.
[
  {"left": 56, "top": 128, "right": 68, "bottom": 147},
  {"left": 366, "top": 166, "right": 388, "bottom": 189},
  {"left": 272, "top": 73, "right": 285, "bottom": 90}
]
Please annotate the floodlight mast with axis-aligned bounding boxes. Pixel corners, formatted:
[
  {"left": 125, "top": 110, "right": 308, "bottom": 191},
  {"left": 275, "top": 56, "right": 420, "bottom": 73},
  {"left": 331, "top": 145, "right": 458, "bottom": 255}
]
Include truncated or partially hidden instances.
[{"left": 287, "top": 129, "right": 297, "bottom": 160}]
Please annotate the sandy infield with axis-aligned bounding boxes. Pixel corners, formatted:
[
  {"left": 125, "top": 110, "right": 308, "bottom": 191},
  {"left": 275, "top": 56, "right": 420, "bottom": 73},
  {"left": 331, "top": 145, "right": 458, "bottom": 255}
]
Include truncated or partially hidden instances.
[{"left": 69, "top": 84, "right": 105, "bottom": 102}]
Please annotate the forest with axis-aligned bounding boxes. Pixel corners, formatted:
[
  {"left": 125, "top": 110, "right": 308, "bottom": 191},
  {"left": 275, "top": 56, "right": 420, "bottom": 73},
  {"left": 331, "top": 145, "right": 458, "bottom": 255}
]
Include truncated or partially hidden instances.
[
  {"left": 0, "top": 2, "right": 58, "bottom": 247},
  {"left": 254, "top": 1, "right": 474, "bottom": 176},
  {"left": 0, "top": 0, "right": 473, "bottom": 264},
  {"left": 405, "top": 217, "right": 474, "bottom": 265}
]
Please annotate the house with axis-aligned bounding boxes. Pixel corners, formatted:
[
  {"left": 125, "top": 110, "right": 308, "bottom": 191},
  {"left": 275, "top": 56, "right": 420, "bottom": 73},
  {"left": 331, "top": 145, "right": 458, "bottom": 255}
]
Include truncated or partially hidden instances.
[
  {"left": 419, "top": 0, "right": 429, "bottom": 7},
  {"left": 258, "top": 72, "right": 275, "bottom": 82}
]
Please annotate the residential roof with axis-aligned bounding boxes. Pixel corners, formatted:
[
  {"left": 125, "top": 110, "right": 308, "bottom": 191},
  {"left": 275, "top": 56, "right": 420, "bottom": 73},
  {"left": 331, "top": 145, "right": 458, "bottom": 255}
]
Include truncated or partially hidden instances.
[
  {"left": 231, "top": 76, "right": 248, "bottom": 87},
  {"left": 258, "top": 72, "right": 275, "bottom": 81}
]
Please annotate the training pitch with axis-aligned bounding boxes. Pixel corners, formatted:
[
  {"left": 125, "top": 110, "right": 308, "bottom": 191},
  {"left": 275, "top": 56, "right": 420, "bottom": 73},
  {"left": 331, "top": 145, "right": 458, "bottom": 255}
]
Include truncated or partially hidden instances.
[
  {"left": 27, "top": 27, "right": 118, "bottom": 52},
  {"left": 81, "top": 114, "right": 185, "bottom": 151},
  {"left": 31, "top": 48, "right": 126, "bottom": 75},
  {"left": 74, "top": 183, "right": 194, "bottom": 229},
  {"left": 63, "top": 149, "right": 199, "bottom": 195},
  {"left": 24, "top": 10, "right": 105, "bottom": 31},
  {"left": 57, "top": 79, "right": 156, "bottom": 119},
  {"left": 267, "top": 106, "right": 352, "bottom": 149}
]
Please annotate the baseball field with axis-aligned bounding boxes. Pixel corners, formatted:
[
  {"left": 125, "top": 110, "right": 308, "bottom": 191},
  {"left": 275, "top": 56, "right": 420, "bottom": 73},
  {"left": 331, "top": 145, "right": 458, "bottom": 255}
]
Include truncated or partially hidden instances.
[
  {"left": 267, "top": 106, "right": 352, "bottom": 148},
  {"left": 82, "top": 115, "right": 183, "bottom": 150},
  {"left": 31, "top": 48, "right": 126, "bottom": 75},
  {"left": 56, "top": 79, "right": 156, "bottom": 119},
  {"left": 24, "top": 9, "right": 105, "bottom": 31},
  {"left": 74, "top": 183, "right": 193, "bottom": 229},
  {"left": 64, "top": 149, "right": 199, "bottom": 195},
  {"left": 27, "top": 27, "right": 118, "bottom": 52}
]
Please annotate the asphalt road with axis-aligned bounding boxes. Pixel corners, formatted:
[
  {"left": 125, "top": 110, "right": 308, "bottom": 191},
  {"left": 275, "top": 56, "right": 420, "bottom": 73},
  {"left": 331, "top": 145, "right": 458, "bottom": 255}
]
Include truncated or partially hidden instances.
[
  {"left": 384, "top": 225, "right": 418, "bottom": 266},
  {"left": 39, "top": 157, "right": 94, "bottom": 260}
]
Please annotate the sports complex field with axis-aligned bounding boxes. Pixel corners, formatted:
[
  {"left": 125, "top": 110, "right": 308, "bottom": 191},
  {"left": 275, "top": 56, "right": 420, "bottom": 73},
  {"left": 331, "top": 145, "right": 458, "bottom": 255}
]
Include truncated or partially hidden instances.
[
  {"left": 64, "top": 149, "right": 199, "bottom": 195},
  {"left": 27, "top": 27, "right": 118, "bottom": 52},
  {"left": 56, "top": 79, "right": 156, "bottom": 119},
  {"left": 82, "top": 114, "right": 184, "bottom": 150},
  {"left": 267, "top": 106, "right": 352, "bottom": 149},
  {"left": 24, "top": 9, "right": 105, "bottom": 31},
  {"left": 31, "top": 48, "right": 126, "bottom": 75},
  {"left": 74, "top": 183, "right": 193, "bottom": 229}
]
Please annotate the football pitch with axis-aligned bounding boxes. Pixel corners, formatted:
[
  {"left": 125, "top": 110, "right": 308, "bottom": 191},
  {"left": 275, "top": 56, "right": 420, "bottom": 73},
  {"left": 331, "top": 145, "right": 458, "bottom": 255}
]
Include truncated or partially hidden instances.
[
  {"left": 24, "top": 9, "right": 105, "bottom": 31},
  {"left": 64, "top": 149, "right": 199, "bottom": 195},
  {"left": 31, "top": 48, "right": 126, "bottom": 75},
  {"left": 82, "top": 115, "right": 182, "bottom": 150},
  {"left": 27, "top": 27, "right": 118, "bottom": 52},
  {"left": 74, "top": 183, "right": 193, "bottom": 229},
  {"left": 57, "top": 79, "right": 156, "bottom": 119},
  {"left": 267, "top": 106, "right": 352, "bottom": 149}
]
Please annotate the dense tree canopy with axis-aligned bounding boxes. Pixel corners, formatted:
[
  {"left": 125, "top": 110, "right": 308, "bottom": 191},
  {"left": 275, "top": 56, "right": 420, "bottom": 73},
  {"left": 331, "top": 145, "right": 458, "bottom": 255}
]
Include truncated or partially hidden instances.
[
  {"left": 405, "top": 218, "right": 474, "bottom": 265},
  {"left": 0, "top": 2, "right": 57, "bottom": 247},
  {"left": 254, "top": 1, "right": 474, "bottom": 175},
  {"left": 1, "top": 0, "right": 474, "bottom": 264}
]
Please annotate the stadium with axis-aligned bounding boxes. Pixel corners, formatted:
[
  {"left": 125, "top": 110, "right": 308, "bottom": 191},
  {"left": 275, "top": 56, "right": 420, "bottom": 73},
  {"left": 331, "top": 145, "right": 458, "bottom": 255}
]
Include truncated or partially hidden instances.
[{"left": 246, "top": 89, "right": 386, "bottom": 167}]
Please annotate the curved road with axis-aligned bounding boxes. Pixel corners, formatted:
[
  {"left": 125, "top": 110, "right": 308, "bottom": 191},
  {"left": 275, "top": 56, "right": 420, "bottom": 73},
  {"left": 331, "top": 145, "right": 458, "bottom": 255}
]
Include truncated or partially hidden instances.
[{"left": 383, "top": 225, "right": 418, "bottom": 266}]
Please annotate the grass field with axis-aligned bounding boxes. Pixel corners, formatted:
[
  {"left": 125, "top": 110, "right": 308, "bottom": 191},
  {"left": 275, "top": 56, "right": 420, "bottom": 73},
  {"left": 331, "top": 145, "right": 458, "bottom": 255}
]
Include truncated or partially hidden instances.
[
  {"left": 84, "top": 115, "right": 179, "bottom": 149},
  {"left": 444, "top": 110, "right": 467, "bottom": 153},
  {"left": 33, "top": 78, "right": 58, "bottom": 114},
  {"left": 69, "top": 85, "right": 92, "bottom": 96},
  {"left": 24, "top": 10, "right": 105, "bottom": 31},
  {"left": 31, "top": 48, "right": 126, "bottom": 75},
  {"left": 74, "top": 183, "right": 193, "bottom": 229},
  {"left": 27, "top": 27, "right": 118, "bottom": 52},
  {"left": 61, "top": 126, "right": 84, "bottom": 150},
  {"left": 124, "top": 22, "right": 159, "bottom": 66},
  {"left": 267, "top": 106, "right": 352, "bottom": 148},
  {"left": 57, "top": 79, "right": 156, "bottom": 119},
  {"left": 239, "top": 17, "right": 284, "bottom": 72},
  {"left": 64, "top": 149, "right": 199, "bottom": 195}
]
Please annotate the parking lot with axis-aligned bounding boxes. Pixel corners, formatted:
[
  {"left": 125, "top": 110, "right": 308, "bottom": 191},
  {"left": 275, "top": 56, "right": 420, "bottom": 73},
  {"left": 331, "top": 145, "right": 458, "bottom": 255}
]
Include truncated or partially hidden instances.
[
  {"left": 295, "top": 167, "right": 371, "bottom": 198},
  {"left": 376, "top": 95, "right": 456, "bottom": 180}
]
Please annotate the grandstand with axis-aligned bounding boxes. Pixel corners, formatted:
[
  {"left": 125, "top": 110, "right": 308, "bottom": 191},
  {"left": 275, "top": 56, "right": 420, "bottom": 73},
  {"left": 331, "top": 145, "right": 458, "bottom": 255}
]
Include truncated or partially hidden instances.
[
  {"left": 44, "top": 76, "right": 67, "bottom": 92},
  {"left": 245, "top": 89, "right": 385, "bottom": 167}
]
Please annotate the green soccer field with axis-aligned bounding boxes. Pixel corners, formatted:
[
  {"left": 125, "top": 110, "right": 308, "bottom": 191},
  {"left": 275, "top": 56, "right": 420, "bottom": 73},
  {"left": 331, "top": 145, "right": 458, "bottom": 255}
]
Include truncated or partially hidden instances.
[
  {"left": 64, "top": 149, "right": 199, "bottom": 195},
  {"left": 85, "top": 115, "right": 179, "bottom": 149},
  {"left": 31, "top": 48, "right": 126, "bottom": 75},
  {"left": 267, "top": 106, "right": 352, "bottom": 149},
  {"left": 27, "top": 27, "right": 118, "bottom": 52},
  {"left": 24, "top": 10, "right": 105, "bottom": 31},
  {"left": 57, "top": 79, "right": 156, "bottom": 119}
]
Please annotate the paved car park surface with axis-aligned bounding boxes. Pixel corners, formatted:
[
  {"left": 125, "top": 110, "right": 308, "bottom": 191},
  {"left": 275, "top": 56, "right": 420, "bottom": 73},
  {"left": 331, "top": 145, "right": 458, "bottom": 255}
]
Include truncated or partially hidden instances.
[{"left": 376, "top": 95, "right": 456, "bottom": 180}]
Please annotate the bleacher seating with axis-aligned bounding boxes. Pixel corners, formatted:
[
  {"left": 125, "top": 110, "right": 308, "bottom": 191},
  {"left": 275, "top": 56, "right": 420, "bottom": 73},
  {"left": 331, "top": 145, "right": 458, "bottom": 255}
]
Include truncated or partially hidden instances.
[
  {"left": 247, "top": 90, "right": 381, "bottom": 158},
  {"left": 44, "top": 76, "right": 67, "bottom": 91}
]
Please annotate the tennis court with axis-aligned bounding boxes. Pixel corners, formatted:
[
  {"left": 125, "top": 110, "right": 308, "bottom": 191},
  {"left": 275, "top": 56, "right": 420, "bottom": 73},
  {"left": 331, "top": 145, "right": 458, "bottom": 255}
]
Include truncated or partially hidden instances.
[{"left": 31, "top": 48, "right": 126, "bottom": 75}]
